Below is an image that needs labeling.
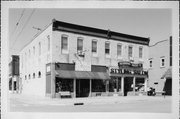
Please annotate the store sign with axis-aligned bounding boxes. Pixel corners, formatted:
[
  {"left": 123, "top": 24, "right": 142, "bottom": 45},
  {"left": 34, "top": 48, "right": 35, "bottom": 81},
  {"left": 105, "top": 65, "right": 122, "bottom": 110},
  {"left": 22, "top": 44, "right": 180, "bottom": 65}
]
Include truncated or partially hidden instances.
[
  {"left": 118, "top": 61, "right": 143, "bottom": 68},
  {"left": 110, "top": 67, "right": 148, "bottom": 76}
]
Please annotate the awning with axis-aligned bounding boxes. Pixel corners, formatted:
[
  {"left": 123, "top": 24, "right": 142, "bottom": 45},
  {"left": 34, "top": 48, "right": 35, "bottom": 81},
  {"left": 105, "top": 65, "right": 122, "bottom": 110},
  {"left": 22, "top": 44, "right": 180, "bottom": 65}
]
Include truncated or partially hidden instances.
[
  {"left": 55, "top": 70, "right": 110, "bottom": 80},
  {"left": 161, "top": 67, "right": 172, "bottom": 79}
]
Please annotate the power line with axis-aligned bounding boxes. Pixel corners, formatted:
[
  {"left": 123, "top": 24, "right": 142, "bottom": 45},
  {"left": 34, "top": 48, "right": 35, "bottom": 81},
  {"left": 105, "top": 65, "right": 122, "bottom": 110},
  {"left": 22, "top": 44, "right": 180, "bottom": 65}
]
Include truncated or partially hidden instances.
[
  {"left": 10, "top": 9, "right": 25, "bottom": 38},
  {"left": 11, "top": 9, "right": 36, "bottom": 48}
]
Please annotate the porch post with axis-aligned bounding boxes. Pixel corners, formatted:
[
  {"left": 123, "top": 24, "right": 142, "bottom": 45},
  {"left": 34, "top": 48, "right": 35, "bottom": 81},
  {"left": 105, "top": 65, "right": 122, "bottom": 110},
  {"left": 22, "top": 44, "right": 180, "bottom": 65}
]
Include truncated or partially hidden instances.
[
  {"left": 89, "top": 79, "right": 92, "bottom": 97},
  {"left": 106, "top": 80, "right": 109, "bottom": 93},
  {"left": 133, "top": 77, "right": 136, "bottom": 95},
  {"left": 73, "top": 78, "right": 76, "bottom": 98},
  {"left": 144, "top": 78, "right": 148, "bottom": 92},
  {"left": 121, "top": 76, "right": 124, "bottom": 96},
  {"left": 51, "top": 63, "right": 56, "bottom": 98},
  {"left": 116, "top": 78, "right": 118, "bottom": 92}
]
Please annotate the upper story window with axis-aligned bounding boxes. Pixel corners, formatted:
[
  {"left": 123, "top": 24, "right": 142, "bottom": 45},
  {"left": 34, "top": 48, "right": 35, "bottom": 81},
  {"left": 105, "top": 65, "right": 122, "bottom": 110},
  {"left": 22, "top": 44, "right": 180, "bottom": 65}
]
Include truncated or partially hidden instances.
[
  {"left": 33, "top": 46, "right": 35, "bottom": 55},
  {"left": 77, "top": 37, "right": 83, "bottom": 52},
  {"left": 29, "top": 49, "right": 31, "bottom": 58},
  {"left": 25, "top": 53, "right": 27, "bottom": 61},
  {"left": 39, "top": 42, "right": 41, "bottom": 56},
  {"left": 92, "top": 40, "right": 97, "bottom": 56},
  {"left": 160, "top": 57, "right": 165, "bottom": 67},
  {"left": 128, "top": 46, "right": 133, "bottom": 58},
  {"left": 149, "top": 59, "right": 153, "bottom": 68},
  {"left": 139, "top": 46, "right": 143, "bottom": 59},
  {"left": 61, "top": 35, "right": 68, "bottom": 54},
  {"left": 47, "top": 35, "right": 50, "bottom": 51},
  {"left": 105, "top": 41, "right": 110, "bottom": 55},
  {"left": 117, "top": 44, "right": 122, "bottom": 58}
]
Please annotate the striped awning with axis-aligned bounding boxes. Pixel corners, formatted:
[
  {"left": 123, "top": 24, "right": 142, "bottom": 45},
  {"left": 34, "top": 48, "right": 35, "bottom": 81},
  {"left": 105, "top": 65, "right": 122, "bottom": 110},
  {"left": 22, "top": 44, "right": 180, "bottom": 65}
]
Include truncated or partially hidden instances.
[
  {"left": 55, "top": 70, "right": 110, "bottom": 80},
  {"left": 161, "top": 67, "right": 172, "bottom": 79}
]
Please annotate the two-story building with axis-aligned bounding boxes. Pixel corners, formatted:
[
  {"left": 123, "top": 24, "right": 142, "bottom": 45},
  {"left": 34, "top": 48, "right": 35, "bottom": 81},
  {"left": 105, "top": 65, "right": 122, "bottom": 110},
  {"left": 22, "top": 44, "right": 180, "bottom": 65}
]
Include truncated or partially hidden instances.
[
  {"left": 148, "top": 36, "right": 172, "bottom": 95},
  {"left": 19, "top": 19, "right": 150, "bottom": 98}
]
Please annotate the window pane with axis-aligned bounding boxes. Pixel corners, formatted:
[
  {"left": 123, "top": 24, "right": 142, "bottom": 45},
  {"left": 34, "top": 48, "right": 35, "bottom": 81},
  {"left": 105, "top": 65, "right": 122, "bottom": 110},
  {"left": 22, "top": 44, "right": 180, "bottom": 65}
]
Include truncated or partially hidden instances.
[
  {"left": 117, "top": 44, "right": 122, "bottom": 56},
  {"left": 139, "top": 47, "right": 143, "bottom": 58},
  {"left": 92, "top": 40, "right": 97, "bottom": 53},
  {"left": 48, "top": 36, "right": 50, "bottom": 51},
  {"left": 105, "top": 42, "right": 110, "bottom": 54},
  {"left": 39, "top": 42, "right": 41, "bottom": 55},
  {"left": 61, "top": 36, "right": 68, "bottom": 50},
  {"left": 77, "top": 38, "right": 83, "bottom": 51},
  {"left": 128, "top": 46, "right": 132, "bottom": 57}
]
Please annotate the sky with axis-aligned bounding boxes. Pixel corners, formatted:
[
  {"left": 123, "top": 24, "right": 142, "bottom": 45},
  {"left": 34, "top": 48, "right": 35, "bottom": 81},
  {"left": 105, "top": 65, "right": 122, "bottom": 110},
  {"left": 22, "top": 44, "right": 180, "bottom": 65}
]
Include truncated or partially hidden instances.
[{"left": 9, "top": 8, "right": 172, "bottom": 55}]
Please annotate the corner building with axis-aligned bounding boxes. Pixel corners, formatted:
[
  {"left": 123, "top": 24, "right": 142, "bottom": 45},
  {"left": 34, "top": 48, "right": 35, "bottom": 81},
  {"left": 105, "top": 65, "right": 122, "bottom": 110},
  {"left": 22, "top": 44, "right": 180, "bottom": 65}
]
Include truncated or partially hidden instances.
[{"left": 20, "top": 19, "right": 150, "bottom": 98}]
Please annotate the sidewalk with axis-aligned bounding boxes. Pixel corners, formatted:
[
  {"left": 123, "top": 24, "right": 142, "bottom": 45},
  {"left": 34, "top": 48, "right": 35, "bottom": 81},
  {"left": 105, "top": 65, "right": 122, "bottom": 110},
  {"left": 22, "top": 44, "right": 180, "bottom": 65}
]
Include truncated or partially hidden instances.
[{"left": 10, "top": 93, "right": 171, "bottom": 106}]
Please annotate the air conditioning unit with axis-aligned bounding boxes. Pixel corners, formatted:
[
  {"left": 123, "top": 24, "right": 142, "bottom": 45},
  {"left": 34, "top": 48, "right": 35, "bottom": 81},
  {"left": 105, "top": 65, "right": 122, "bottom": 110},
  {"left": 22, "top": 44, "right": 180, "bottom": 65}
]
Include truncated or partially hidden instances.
[
  {"left": 129, "top": 57, "right": 134, "bottom": 62},
  {"left": 77, "top": 50, "right": 85, "bottom": 57}
]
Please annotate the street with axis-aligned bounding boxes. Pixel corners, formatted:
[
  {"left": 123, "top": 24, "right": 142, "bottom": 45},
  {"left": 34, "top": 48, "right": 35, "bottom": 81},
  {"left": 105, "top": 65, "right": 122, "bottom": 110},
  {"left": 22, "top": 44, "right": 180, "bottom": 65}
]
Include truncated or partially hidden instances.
[{"left": 9, "top": 94, "right": 171, "bottom": 113}]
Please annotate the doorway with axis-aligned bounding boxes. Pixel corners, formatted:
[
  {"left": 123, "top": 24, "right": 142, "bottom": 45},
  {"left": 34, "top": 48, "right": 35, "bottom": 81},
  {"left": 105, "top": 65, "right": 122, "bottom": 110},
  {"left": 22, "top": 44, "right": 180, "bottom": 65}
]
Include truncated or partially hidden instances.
[
  {"left": 124, "top": 77, "right": 133, "bottom": 96},
  {"left": 76, "top": 79, "right": 90, "bottom": 97}
]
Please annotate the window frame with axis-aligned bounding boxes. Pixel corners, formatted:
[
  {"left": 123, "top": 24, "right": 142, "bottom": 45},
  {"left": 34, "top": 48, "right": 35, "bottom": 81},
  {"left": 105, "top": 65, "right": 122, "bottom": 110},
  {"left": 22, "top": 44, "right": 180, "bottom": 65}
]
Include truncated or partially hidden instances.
[
  {"left": 139, "top": 46, "right": 143, "bottom": 59},
  {"left": 77, "top": 37, "right": 84, "bottom": 52},
  {"left": 92, "top": 39, "right": 98, "bottom": 57},
  {"left": 105, "top": 41, "right": 110, "bottom": 57},
  {"left": 149, "top": 59, "right": 153, "bottom": 68},
  {"left": 117, "top": 43, "right": 122, "bottom": 59},
  {"left": 128, "top": 45, "right": 133, "bottom": 58},
  {"left": 61, "top": 34, "right": 69, "bottom": 54},
  {"left": 160, "top": 57, "right": 165, "bottom": 68}
]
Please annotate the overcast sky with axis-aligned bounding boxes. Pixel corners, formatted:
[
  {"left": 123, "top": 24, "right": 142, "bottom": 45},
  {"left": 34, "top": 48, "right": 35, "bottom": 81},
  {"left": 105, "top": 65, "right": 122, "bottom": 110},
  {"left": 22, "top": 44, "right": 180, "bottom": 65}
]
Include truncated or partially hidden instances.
[{"left": 9, "top": 8, "right": 171, "bottom": 55}]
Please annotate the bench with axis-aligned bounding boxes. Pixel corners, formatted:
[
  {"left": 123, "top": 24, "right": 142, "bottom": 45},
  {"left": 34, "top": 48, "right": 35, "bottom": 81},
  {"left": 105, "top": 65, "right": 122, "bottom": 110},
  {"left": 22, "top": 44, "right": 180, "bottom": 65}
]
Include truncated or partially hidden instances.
[{"left": 59, "top": 91, "right": 71, "bottom": 98}]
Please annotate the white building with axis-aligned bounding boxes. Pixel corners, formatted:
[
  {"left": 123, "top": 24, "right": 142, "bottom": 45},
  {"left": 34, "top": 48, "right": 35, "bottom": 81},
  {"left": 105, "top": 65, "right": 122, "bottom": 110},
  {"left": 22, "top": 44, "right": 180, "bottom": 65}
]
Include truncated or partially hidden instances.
[{"left": 20, "top": 19, "right": 150, "bottom": 98}]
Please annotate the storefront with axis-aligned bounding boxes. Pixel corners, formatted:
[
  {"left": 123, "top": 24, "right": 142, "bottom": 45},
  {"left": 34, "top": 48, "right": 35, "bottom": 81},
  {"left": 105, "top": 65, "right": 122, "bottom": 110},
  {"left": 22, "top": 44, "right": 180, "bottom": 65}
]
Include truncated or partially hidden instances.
[
  {"left": 46, "top": 63, "right": 110, "bottom": 98},
  {"left": 109, "top": 61, "right": 148, "bottom": 96}
]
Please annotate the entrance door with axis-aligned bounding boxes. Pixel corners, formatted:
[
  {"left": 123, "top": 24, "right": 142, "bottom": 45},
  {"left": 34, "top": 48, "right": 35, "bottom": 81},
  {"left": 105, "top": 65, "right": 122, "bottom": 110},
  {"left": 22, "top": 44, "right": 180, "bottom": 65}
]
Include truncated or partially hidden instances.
[
  {"left": 76, "top": 79, "right": 90, "bottom": 97},
  {"left": 124, "top": 77, "right": 133, "bottom": 96}
]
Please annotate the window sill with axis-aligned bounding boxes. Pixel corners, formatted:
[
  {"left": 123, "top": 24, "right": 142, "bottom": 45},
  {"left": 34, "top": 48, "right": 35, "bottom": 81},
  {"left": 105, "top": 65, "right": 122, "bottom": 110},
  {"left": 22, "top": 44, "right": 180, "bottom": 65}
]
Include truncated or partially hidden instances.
[
  {"left": 61, "top": 50, "right": 69, "bottom": 54},
  {"left": 92, "top": 53, "right": 98, "bottom": 57},
  {"left": 105, "top": 54, "right": 110, "bottom": 58}
]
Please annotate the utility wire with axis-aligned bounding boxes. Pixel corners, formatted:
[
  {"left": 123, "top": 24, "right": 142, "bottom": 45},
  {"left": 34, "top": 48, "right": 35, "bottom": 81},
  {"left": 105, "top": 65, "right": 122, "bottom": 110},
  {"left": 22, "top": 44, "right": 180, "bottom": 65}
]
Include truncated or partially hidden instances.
[
  {"left": 11, "top": 9, "right": 36, "bottom": 49},
  {"left": 10, "top": 9, "right": 26, "bottom": 38}
]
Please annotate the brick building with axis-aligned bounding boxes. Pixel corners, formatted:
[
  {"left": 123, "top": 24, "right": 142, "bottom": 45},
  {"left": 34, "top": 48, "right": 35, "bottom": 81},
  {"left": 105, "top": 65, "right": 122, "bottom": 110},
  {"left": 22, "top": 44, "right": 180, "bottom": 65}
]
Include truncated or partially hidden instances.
[{"left": 19, "top": 19, "right": 150, "bottom": 98}]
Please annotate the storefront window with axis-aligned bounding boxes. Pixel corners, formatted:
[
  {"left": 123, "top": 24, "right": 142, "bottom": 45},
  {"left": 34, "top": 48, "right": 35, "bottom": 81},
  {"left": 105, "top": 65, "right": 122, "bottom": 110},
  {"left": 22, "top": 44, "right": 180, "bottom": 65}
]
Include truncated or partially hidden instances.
[
  {"left": 56, "top": 78, "right": 73, "bottom": 93},
  {"left": 109, "top": 78, "right": 117, "bottom": 92},
  {"left": 92, "top": 80, "right": 106, "bottom": 92}
]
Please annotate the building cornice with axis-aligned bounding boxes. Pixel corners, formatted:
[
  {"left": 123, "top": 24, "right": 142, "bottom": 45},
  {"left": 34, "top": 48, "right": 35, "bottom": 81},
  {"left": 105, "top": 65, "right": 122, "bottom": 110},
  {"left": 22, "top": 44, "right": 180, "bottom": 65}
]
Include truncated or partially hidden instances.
[{"left": 52, "top": 19, "right": 150, "bottom": 46}]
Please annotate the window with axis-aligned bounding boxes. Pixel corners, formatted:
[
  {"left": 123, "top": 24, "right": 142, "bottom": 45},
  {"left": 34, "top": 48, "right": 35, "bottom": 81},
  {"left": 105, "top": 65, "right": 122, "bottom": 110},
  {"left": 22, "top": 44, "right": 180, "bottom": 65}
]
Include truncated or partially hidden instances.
[
  {"left": 33, "top": 73, "right": 35, "bottom": 79},
  {"left": 25, "top": 75, "right": 27, "bottom": 80},
  {"left": 39, "top": 42, "right": 41, "bottom": 56},
  {"left": 139, "top": 47, "right": 143, "bottom": 59},
  {"left": 128, "top": 46, "right": 133, "bottom": 58},
  {"left": 105, "top": 41, "right": 110, "bottom": 55},
  {"left": 160, "top": 57, "right": 165, "bottom": 67},
  {"left": 33, "top": 46, "right": 35, "bottom": 55},
  {"left": 77, "top": 38, "right": 83, "bottom": 51},
  {"left": 61, "top": 35, "right": 68, "bottom": 53},
  {"left": 92, "top": 40, "right": 97, "bottom": 55},
  {"left": 117, "top": 44, "right": 122, "bottom": 58},
  {"left": 29, "top": 49, "right": 31, "bottom": 58},
  {"left": 149, "top": 60, "right": 152, "bottom": 68},
  {"left": 38, "top": 71, "right": 41, "bottom": 78},
  {"left": 29, "top": 74, "right": 31, "bottom": 79},
  {"left": 25, "top": 53, "right": 27, "bottom": 61},
  {"left": 47, "top": 35, "right": 50, "bottom": 51}
]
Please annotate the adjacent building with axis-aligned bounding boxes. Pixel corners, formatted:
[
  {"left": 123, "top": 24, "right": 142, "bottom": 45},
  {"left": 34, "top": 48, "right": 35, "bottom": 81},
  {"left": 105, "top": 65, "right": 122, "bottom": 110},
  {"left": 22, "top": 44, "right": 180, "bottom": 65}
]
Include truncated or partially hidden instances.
[
  {"left": 148, "top": 36, "right": 172, "bottom": 95},
  {"left": 19, "top": 19, "right": 150, "bottom": 98},
  {"left": 9, "top": 55, "right": 21, "bottom": 93}
]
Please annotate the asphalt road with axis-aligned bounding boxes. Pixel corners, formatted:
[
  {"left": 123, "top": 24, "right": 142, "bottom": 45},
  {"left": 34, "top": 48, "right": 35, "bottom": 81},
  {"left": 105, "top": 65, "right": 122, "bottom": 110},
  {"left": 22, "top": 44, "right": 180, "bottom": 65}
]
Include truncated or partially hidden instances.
[{"left": 10, "top": 97, "right": 171, "bottom": 113}]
